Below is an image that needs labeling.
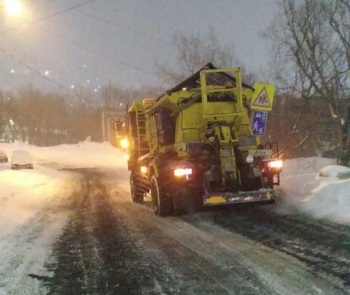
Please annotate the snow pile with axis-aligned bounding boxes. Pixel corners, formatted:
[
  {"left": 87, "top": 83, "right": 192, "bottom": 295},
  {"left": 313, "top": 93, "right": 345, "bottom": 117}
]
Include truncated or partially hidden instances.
[
  {"left": 279, "top": 157, "right": 336, "bottom": 197},
  {"left": 1, "top": 140, "right": 128, "bottom": 169},
  {"left": 0, "top": 166, "right": 76, "bottom": 234},
  {"left": 0, "top": 141, "right": 128, "bottom": 235},
  {"left": 280, "top": 158, "right": 350, "bottom": 224},
  {"left": 0, "top": 141, "right": 350, "bottom": 226},
  {"left": 301, "top": 165, "right": 350, "bottom": 223}
]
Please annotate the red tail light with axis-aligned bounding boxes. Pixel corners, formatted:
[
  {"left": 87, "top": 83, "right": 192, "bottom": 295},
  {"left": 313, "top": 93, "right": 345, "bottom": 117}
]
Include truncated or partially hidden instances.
[{"left": 261, "top": 159, "right": 283, "bottom": 173}]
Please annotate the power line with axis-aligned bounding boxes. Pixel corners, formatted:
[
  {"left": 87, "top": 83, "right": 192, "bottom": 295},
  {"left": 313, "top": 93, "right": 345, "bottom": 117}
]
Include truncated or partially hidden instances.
[
  {"left": 0, "top": 44, "right": 104, "bottom": 106},
  {"left": 68, "top": 6, "right": 170, "bottom": 45},
  {"left": 0, "top": 45, "right": 74, "bottom": 93},
  {"left": 27, "top": 0, "right": 168, "bottom": 75},
  {"left": 0, "top": 0, "right": 97, "bottom": 35},
  {"left": 0, "top": 0, "right": 162, "bottom": 90},
  {"left": 44, "top": 0, "right": 170, "bottom": 45},
  {"left": 1, "top": 0, "right": 170, "bottom": 45},
  {"left": 38, "top": 25, "right": 157, "bottom": 76},
  {"left": 1, "top": 0, "right": 169, "bottom": 73}
]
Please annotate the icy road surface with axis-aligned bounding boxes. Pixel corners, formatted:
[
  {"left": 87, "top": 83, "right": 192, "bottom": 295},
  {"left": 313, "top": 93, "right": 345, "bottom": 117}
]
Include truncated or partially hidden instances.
[{"left": 0, "top": 165, "right": 349, "bottom": 294}]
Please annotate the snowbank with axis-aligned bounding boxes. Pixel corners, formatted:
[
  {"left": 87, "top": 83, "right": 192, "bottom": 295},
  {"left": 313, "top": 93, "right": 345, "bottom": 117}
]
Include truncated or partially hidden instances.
[
  {"left": 280, "top": 157, "right": 350, "bottom": 224},
  {"left": 1, "top": 142, "right": 349, "bottom": 226}
]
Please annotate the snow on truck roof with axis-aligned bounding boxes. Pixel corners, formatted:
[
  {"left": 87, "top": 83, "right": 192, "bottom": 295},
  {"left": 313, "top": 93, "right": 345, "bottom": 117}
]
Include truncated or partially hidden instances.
[{"left": 162, "top": 63, "right": 254, "bottom": 98}]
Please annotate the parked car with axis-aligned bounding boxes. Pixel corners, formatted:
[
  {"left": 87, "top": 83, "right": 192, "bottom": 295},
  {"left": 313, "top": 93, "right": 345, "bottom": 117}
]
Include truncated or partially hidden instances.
[
  {"left": 0, "top": 148, "right": 8, "bottom": 163},
  {"left": 11, "top": 150, "right": 33, "bottom": 169}
]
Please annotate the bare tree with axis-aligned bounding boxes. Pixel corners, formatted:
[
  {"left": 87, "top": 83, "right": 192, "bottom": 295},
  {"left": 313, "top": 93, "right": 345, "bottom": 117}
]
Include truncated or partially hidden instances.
[
  {"left": 156, "top": 27, "right": 255, "bottom": 85},
  {"left": 99, "top": 82, "right": 123, "bottom": 110},
  {"left": 0, "top": 91, "right": 6, "bottom": 139},
  {"left": 268, "top": 0, "right": 350, "bottom": 159}
]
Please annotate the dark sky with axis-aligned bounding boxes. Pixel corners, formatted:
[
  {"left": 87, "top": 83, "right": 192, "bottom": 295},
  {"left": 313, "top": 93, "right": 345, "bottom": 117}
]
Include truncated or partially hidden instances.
[{"left": 0, "top": 0, "right": 278, "bottom": 94}]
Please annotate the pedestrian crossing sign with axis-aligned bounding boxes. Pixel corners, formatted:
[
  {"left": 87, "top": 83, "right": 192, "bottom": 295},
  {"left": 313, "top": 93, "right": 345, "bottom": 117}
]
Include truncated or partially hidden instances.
[
  {"left": 251, "top": 83, "right": 275, "bottom": 111},
  {"left": 251, "top": 110, "right": 268, "bottom": 136}
]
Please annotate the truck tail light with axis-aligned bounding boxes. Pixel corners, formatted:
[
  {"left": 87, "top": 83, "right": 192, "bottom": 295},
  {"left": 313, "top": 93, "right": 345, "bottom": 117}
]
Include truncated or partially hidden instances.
[
  {"left": 261, "top": 159, "right": 283, "bottom": 172},
  {"left": 267, "top": 160, "right": 282, "bottom": 169},
  {"left": 174, "top": 168, "right": 192, "bottom": 177}
]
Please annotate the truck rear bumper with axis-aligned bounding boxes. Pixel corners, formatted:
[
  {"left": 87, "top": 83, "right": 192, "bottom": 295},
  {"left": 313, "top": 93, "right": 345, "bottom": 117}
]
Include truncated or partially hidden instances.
[{"left": 203, "top": 189, "right": 276, "bottom": 206}]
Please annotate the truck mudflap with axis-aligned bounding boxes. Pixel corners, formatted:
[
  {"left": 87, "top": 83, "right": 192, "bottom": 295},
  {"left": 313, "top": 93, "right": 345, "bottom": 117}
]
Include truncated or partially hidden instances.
[{"left": 203, "top": 189, "right": 276, "bottom": 206}]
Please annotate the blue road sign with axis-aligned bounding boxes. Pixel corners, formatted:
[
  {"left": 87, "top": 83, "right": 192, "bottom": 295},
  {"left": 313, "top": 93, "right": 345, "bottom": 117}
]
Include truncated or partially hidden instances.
[{"left": 251, "top": 110, "right": 268, "bottom": 136}]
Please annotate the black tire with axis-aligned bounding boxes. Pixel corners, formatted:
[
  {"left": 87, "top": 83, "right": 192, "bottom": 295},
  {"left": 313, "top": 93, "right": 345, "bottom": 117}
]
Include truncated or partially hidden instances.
[
  {"left": 130, "top": 173, "right": 144, "bottom": 203},
  {"left": 151, "top": 175, "right": 173, "bottom": 217}
]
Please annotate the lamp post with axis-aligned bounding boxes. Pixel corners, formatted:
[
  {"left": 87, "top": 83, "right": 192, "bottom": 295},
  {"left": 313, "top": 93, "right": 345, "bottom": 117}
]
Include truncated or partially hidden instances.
[{"left": 4, "top": 0, "right": 23, "bottom": 16}]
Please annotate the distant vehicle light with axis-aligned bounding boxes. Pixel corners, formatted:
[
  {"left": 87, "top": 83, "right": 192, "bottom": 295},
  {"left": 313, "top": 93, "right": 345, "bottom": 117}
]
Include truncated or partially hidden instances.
[
  {"left": 140, "top": 166, "right": 147, "bottom": 174},
  {"left": 174, "top": 168, "right": 192, "bottom": 177},
  {"left": 120, "top": 138, "right": 129, "bottom": 149}
]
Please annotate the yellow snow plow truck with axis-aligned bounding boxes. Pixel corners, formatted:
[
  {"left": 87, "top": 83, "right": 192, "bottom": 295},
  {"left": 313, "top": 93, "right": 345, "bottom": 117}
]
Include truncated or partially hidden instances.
[{"left": 123, "top": 63, "right": 282, "bottom": 216}]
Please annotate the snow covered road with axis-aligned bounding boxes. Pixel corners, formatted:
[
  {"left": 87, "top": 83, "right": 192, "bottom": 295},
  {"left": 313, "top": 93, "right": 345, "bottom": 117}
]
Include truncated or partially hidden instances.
[
  {"left": 0, "top": 142, "right": 350, "bottom": 294},
  {"left": 38, "top": 168, "right": 350, "bottom": 294}
]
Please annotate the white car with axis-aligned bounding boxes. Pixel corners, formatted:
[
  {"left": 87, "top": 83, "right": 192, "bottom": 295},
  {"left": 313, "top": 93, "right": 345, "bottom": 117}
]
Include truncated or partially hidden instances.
[
  {"left": 11, "top": 150, "right": 33, "bottom": 170},
  {"left": 0, "top": 148, "right": 8, "bottom": 163}
]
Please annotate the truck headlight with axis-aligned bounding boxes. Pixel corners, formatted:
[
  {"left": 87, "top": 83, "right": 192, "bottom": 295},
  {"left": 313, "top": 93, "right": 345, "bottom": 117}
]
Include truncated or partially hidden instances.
[
  {"left": 140, "top": 166, "right": 147, "bottom": 174},
  {"left": 120, "top": 138, "right": 129, "bottom": 149}
]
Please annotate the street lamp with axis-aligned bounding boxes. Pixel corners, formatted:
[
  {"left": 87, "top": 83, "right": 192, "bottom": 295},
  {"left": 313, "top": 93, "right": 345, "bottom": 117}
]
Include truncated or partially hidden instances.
[{"left": 4, "top": 0, "right": 23, "bottom": 16}]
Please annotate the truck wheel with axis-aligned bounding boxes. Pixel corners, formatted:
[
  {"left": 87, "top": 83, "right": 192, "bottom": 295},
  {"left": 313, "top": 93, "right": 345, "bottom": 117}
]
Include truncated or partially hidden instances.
[
  {"left": 151, "top": 175, "right": 173, "bottom": 216},
  {"left": 130, "top": 173, "right": 144, "bottom": 203}
]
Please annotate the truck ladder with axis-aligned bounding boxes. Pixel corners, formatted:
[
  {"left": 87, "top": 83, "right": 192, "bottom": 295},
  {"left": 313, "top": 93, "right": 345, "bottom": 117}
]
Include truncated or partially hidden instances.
[{"left": 136, "top": 111, "right": 149, "bottom": 157}]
